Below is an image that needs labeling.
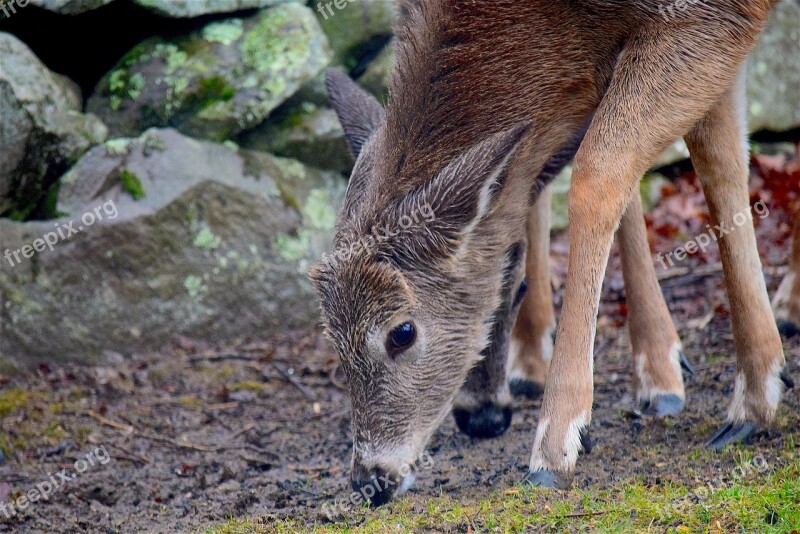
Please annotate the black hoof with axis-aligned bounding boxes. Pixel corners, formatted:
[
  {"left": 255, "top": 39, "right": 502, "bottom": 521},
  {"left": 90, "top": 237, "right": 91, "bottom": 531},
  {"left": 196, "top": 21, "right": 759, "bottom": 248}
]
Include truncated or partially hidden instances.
[
  {"left": 777, "top": 320, "right": 800, "bottom": 338},
  {"left": 707, "top": 421, "right": 758, "bottom": 451},
  {"left": 637, "top": 393, "right": 685, "bottom": 418},
  {"left": 580, "top": 427, "right": 592, "bottom": 454},
  {"left": 521, "top": 468, "right": 572, "bottom": 490},
  {"left": 453, "top": 402, "right": 512, "bottom": 439},
  {"left": 780, "top": 366, "right": 795, "bottom": 390},
  {"left": 351, "top": 465, "right": 396, "bottom": 507},
  {"left": 678, "top": 350, "right": 695, "bottom": 377},
  {"left": 509, "top": 378, "right": 544, "bottom": 399}
]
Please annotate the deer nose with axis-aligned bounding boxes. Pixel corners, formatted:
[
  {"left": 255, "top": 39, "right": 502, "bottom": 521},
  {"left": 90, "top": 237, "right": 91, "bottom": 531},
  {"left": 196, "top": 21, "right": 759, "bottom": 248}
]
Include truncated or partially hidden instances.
[
  {"left": 453, "top": 402, "right": 513, "bottom": 439},
  {"left": 351, "top": 463, "right": 397, "bottom": 506}
]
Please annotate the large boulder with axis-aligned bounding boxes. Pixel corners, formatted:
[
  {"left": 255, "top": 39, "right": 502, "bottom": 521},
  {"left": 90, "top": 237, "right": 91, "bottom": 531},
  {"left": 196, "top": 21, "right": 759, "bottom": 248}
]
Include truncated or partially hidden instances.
[
  {"left": 237, "top": 103, "right": 352, "bottom": 172},
  {"left": 132, "top": 0, "right": 291, "bottom": 18},
  {"left": 86, "top": 3, "right": 332, "bottom": 141},
  {"left": 0, "top": 32, "right": 108, "bottom": 219},
  {"left": 0, "top": 129, "right": 344, "bottom": 368},
  {"left": 746, "top": 0, "right": 800, "bottom": 133},
  {"left": 26, "top": 0, "right": 115, "bottom": 15}
]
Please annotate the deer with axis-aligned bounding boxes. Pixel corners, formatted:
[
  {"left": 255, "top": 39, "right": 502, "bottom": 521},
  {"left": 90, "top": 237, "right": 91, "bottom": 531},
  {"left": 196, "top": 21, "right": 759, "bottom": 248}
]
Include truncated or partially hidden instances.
[{"left": 310, "top": 0, "right": 795, "bottom": 505}]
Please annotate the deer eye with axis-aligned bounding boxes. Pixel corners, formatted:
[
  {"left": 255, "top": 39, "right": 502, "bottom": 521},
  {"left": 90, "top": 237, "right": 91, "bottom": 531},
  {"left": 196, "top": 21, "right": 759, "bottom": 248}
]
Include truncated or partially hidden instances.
[{"left": 386, "top": 322, "right": 416, "bottom": 357}]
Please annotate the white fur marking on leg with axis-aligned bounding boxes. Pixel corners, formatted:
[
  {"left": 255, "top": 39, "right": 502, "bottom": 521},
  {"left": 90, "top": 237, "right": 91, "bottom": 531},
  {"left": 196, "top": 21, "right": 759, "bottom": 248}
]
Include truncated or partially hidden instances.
[
  {"left": 634, "top": 341, "right": 684, "bottom": 404},
  {"left": 764, "top": 359, "right": 784, "bottom": 414},
  {"left": 727, "top": 371, "right": 748, "bottom": 423},
  {"left": 528, "top": 418, "right": 550, "bottom": 473},
  {"left": 772, "top": 271, "right": 796, "bottom": 322}
]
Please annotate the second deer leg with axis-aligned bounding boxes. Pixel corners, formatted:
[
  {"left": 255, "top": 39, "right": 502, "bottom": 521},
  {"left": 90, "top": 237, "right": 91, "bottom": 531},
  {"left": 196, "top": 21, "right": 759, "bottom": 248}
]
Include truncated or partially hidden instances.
[
  {"left": 508, "top": 186, "right": 555, "bottom": 398},
  {"left": 685, "top": 67, "right": 792, "bottom": 450},
  {"left": 773, "top": 217, "right": 800, "bottom": 338},
  {"left": 619, "top": 193, "right": 691, "bottom": 417}
]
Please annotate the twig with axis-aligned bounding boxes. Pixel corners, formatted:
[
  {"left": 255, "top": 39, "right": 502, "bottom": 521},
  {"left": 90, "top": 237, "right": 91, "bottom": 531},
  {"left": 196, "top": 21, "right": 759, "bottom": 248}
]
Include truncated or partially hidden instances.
[
  {"left": 270, "top": 362, "right": 317, "bottom": 401},
  {"left": 109, "top": 443, "right": 151, "bottom": 465},
  {"left": 564, "top": 511, "right": 606, "bottom": 518},
  {"left": 657, "top": 262, "right": 722, "bottom": 282},
  {"left": 188, "top": 353, "right": 261, "bottom": 364},
  {"left": 230, "top": 422, "right": 256, "bottom": 440},
  {"left": 287, "top": 464, "right": 331, "bottom": 472},
  {"left": 86, "top": 410, "right": 134, "bottom": 434}
]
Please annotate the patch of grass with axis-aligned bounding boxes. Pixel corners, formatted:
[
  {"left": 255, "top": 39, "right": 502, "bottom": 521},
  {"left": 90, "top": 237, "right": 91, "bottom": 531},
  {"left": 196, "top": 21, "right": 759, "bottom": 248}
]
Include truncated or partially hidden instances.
[
  {"left": 0, "top": 387, "right": 29, "bottom": 417},
  {"left": 204, "top": 448, "right": 800, "bottom": 533},
  {"left": 120, "top": 169, "right": 145, "bottom": 200}
]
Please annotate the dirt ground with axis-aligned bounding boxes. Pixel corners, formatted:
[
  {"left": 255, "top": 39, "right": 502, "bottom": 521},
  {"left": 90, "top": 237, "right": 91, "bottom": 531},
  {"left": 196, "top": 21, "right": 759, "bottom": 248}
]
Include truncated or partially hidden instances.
[{"left": 1, "top": 161, "right": 799, "bottom": 533}]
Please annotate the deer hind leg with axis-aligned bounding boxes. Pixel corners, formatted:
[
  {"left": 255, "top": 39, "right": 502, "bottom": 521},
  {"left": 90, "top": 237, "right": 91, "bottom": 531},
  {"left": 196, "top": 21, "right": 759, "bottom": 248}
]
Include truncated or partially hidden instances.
[
  {"left": 685, "top": 69, "right": 793, "bottom": 449},
  {"left": 524, "top": 27, "right": 764, "bottom": 488},
  {"left": 453, "top": 242, "right": 527, "bottom": 438},
  {"left": 508, "top": 186, "right": 555, "bottom": 399},
  {"left": 619, "top": 194, "right": 692, "bottom": 417},
  {"left": 773, "top": 218, "right": 800, "bottom": 338}
]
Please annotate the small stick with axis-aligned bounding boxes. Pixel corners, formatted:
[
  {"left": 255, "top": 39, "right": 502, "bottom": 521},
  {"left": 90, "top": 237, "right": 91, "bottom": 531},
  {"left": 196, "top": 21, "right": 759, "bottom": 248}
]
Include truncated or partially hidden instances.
[
  {"left": 86, "top": 410, "right": 134, "bottom": 434},
  {"left": 270, "top": 362, "right": 317, "bottom": 401}
]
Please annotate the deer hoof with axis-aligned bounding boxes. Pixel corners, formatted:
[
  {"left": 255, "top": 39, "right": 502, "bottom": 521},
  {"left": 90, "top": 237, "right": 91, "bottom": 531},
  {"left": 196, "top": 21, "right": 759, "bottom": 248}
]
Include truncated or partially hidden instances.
[
  {"left": 509, "top": 378, "right": 544, "bottom": 399},
  {"left": 453, "top": 402, "right": 512, "bottom": 439},
  {"left": 636, "top": 393, "right": 685, "bottom": 418},
  {"left": 521, "top": 468, "right": 572, "bottom": 490},
  {"left": 707, "top": 421, "right": 758, "bottom": 450},
  {"left": 777, "top": 320, "right": 800, "bottom": 339}
]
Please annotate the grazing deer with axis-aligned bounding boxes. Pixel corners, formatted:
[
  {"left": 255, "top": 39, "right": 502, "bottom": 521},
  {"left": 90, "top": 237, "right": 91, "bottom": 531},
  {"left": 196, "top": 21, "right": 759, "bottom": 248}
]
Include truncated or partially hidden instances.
[{"left": 311, "top": 0, "right": 794, "bottom": 504}]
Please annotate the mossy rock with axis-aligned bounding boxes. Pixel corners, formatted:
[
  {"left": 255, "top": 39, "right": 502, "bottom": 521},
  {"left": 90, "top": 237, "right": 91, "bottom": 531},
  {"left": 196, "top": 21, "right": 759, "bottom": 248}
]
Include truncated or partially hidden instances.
[
  {"left": 86, "top": 3, "right": 332, "bottom": 141},
  {"left": 237, "top": 102, "right": 352, "bottom": 172},
  {"left": 132, "top": 0, "right": 292, "bottom": 18},
  {"left": 314, "top": 0, "right": 395, "bottom": 66},
  {"left": 0, "top": 128, "right": 344, "bottom": 368},
  {"left": 0, "top": 33, "right": 107, "bottom": 219}
]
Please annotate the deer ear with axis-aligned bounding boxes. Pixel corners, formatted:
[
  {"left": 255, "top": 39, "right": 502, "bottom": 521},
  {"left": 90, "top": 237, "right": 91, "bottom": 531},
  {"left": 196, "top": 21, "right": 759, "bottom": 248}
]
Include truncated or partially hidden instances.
[
  {"left": 326, "top": 69, "right": 385, "bottom": 158},
  {"left": 419, "top": 122, "right": 532, "bottom": 232}
]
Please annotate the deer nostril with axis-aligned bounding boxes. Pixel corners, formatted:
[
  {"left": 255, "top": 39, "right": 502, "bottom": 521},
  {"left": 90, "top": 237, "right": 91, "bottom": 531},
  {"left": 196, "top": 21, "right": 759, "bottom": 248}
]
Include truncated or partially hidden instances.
[
  {"left": 453, "top": 402, "right": 513, "bottom": 439},
  {"left": 351, "top": 465, "right": 397, "bottom": 507}
]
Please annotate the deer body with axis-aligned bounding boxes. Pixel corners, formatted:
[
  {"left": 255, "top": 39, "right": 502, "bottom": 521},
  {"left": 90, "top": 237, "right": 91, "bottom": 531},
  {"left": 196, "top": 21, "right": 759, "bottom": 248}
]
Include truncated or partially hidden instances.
[{"left": 313, "top": 0, "right": 792, "bottom": 503}]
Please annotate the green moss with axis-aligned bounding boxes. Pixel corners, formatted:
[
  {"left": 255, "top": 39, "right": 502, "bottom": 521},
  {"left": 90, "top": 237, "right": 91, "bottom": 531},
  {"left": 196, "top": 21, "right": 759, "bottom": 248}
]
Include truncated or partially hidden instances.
[
  {"left": 303, "top": 188, "right": 336, "bottom": 230},
  {"left": 229, "top": 381, "right": 264, "bottom": 393},
  {"left": 276, "top": 230, "right": 312, "bottom": 262},
  {"left": 42, "top": 181, "right": 67, "bottom": 219},
  {"left": 0, "top": 387, "right": 29, "bottom": 417},
  {"left": 203, "top": 20, "right": 244, "bottom": 45},
  {"left": 181, "top": 76, "right": 236, "bottom": 114},
  {"left": 240, "top": 6, "right": 312, "bottom": 76},
  {"left": 193, "top": 225, "right": 222, "bottom": 250},
  {"left": 120, "top": 169, "right": 145, "bottom": 200}
]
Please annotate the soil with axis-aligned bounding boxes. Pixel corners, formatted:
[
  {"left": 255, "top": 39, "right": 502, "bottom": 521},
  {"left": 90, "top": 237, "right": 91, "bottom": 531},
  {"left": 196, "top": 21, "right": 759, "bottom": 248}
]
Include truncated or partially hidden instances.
[{"left": 1, "top": 168, "right": 799, "bottom": 533}]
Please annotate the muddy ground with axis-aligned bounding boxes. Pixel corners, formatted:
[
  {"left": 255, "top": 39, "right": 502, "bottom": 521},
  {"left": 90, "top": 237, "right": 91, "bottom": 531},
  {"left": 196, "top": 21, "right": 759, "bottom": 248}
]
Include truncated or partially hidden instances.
[{"left": 1, "top": 164, "right": 799, "bottom": 533}]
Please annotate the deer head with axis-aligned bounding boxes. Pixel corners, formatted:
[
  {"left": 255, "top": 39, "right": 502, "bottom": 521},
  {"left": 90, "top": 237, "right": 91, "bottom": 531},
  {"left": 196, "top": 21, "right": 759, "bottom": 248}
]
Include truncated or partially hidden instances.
[{"left": 310, "top": 70, "right": 533, "bottom": 505}]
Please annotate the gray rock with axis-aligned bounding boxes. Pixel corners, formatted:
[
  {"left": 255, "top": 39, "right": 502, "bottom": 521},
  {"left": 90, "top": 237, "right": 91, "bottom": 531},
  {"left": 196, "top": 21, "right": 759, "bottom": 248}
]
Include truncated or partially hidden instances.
[
  {"left": 238, "top": 103, "right": 352, "bottom": 172},
  {"left": 656, "top": 3, "right": 800, "bottom": 167},
  {"left": 0, "top": 32, "right": 108, "bottom": 219},
  {"left": 26, "top": 0, "right": 115, "bottom": 15},
  {"left": 746, "top": 0, "right": 800, "bottom": 133},
  {"left": 314, "top": 0, "right": 395, "bottom": 66},
  {"left": 132, "top": 0, "right": 291, "bottom": 18},
  {"left": 86, "top": 3, "right": 332, "bottom": 141},
  {"left": 0, "top": 129, "right": 344, "bottom": 368}
]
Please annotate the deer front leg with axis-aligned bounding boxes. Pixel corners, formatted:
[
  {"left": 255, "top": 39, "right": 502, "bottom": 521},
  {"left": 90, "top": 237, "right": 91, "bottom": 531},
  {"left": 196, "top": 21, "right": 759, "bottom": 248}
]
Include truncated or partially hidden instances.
[
  {"left": 508, "top": 186, "right": 555, "bottom": 399},
  {"left": 524, "top": 24, "right": 768, "bottom": 487},
  {"left": 619, "top": 194, "right": 692, "bottom": 417},
  {"left": 453, "top": 242, "right": 527, "bottom": 438},
  {"left": 685, "top": 68, "right": 793, "bottom": 449},
  {"left": 773, "top": 218, "right": 800, "bottom": 338}
]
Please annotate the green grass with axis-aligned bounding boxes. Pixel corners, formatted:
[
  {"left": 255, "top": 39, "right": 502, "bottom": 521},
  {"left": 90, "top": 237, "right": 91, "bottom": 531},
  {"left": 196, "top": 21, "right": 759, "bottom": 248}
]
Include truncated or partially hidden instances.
[{"left": 204, "top": 448, "right": 800, "bottom": 534}]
